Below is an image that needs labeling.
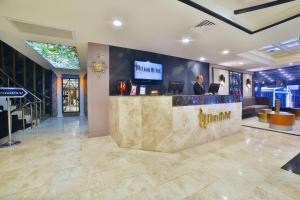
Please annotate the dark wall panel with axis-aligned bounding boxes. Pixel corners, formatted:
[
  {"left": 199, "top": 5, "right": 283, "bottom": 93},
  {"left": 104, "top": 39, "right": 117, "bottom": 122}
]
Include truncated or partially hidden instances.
[
  {"left": 25, "top": 59, "right": 33, "bottom": 91},
  {"left": 35, "top": 65, "right": 43, "bottom": 98},
  {"left": 44, "top": 70, "right": 52, "bottom": 115},
  {"left": 15, "top": 52, "right": 24, "bottom": 86},
  {"left": 0, "top": 40, "right": 52, "bottom": 115},
  {"left": 109, "top": 46, "right": 209, "bottom": 95},
  {"left": 2, "top": 42, "right": 13, "bottom": 78}
]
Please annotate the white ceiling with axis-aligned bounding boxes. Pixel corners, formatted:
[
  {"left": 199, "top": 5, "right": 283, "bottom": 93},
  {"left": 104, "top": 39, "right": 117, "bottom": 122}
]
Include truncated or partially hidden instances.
[
  {"left": 192, "top": 0, "right": 300, "bottom": 31},
  {"left": 0, "top": 0, "right": 299, "bottom": 72}
]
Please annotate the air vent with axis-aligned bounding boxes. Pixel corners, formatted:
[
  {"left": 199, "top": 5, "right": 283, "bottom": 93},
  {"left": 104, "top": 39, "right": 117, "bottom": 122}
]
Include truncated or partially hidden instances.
[
  {"left": 7, "top": 17, "right": 74, "bottom": 39},
  {"left": 194, "top": 20, "right": 215, "bottom": 28}
]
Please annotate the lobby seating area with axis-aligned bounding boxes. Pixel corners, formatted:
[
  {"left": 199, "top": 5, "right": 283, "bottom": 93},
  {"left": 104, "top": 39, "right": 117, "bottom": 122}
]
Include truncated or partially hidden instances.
[{"left": 242, "top": 97, "right": 270, "bottom": 119}]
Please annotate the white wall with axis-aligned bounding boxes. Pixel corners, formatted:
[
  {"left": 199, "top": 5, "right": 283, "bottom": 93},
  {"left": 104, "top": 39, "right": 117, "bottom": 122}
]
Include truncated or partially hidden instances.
[
  {"left": 87, "top": 43, "right": 109, "bottom": 137},
  {"left": 213, "top": 68, "right": 229, "bottom": 95},
  {"left": 243, "top": 73, "right": 253, "bottom": 97}
]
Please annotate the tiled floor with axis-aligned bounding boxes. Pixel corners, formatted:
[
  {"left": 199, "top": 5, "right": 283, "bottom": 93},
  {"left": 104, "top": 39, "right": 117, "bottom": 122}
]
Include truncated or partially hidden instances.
[
  {"left": 0, "top": 117, "right": 300, "bottom": 200},
  {"left": 242, "top": 117, "right": 300, "bottom": 136}
]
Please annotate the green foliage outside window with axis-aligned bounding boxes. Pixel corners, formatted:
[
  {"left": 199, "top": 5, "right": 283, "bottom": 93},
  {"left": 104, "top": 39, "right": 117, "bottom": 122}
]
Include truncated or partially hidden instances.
[{"left": 26, "top": 40, "right": 80, "bottom": 70}]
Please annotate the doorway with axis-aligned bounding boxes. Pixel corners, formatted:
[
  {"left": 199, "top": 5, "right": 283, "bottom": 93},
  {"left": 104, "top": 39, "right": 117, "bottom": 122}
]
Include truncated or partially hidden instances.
[{"left": 62, "top": 77, "right": 80, "bottom": 113}]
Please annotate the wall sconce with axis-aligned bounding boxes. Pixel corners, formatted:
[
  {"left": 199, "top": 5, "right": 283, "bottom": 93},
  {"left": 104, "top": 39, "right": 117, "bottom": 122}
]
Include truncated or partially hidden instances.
[
  {"left": 219, "top": 74, "right": 225, "bottom": 86},
  {"left": 90, "top": 55, "right": 108, "bottom": 74},
  {"left": 246, "top": 78, "right": 252, "bottom": 89}
]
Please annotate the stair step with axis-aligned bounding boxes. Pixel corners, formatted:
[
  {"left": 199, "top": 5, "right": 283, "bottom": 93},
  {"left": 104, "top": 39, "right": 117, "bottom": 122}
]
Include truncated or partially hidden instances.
[{"left": 0, "top": 98, "right": 16, "bottom": 111}]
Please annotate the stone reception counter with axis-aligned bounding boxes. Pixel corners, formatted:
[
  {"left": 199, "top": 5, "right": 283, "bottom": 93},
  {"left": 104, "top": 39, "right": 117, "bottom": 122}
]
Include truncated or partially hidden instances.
[{"left": 109, "top": 95, "right": 242, "bottom": 153}]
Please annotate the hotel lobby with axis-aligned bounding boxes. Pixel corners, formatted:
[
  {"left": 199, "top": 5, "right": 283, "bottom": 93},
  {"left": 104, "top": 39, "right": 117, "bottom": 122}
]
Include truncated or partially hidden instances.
[{"left": 0, "top": 0, "right": 300, "bottom": 199}]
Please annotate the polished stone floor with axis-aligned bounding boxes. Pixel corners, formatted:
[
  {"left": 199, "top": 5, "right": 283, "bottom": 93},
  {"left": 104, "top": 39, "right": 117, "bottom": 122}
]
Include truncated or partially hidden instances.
[
  {"left": 0, "top": 117, "right": 299, "bottom": 200},
  {"left": 242, "top": 117, "right": 300, "bottom": 136}
]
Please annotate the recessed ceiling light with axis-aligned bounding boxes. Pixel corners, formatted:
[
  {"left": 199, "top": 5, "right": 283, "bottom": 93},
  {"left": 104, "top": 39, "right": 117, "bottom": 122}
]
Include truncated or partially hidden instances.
[
  {"left": 181, "top": 38, "right": 191, "bottom": 44},
  {"left": 199, "top": 57, "right": 206, "bottom": 61},
  {"left": 113, "top": 20, "right": 123, "bottom": 27},
  {"left": 239, "top": 62, "right": 244, "bottom": 65},
  {"left": 289, "top": 62, "right": 293, "bottom": 66},
  {"left": 221, "top": 50, "right": 230, "bottom": 55}
]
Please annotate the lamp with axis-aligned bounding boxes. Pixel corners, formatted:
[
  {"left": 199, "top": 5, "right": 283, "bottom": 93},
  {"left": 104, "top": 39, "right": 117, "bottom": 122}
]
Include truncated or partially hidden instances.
[
  {"left": 246, "top": 78, "right": 252, "bottom": 89},
  {"left": 219, "top": 74, "right": 225, "bottom": 86}
]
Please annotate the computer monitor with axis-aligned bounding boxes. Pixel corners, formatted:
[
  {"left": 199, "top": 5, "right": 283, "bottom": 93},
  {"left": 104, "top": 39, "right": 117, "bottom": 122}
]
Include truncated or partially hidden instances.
[
  {"left": 168, "top": 81, "right": 184, "bottom": 94},
  {"left": 208, "top": 83, "right": 220, "bottom": 95}
]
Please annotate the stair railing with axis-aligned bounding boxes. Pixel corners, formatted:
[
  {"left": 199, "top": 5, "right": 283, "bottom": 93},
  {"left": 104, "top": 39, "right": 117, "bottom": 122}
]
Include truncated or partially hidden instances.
[
  {"left": 10, "top": 101, "right": 42, "bottom": 129},
  {"left": 0, "top": 68, "right": 49, "bottom": 129}
]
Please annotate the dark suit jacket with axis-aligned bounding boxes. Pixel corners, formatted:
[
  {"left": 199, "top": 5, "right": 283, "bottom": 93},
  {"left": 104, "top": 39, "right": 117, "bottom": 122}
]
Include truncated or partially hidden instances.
[{"left": 193, "top": 82, "right": 205, "bottom": 95}]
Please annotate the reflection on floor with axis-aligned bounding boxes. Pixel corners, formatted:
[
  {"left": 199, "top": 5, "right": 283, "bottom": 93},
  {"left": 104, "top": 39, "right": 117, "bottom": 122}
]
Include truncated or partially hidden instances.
[
  {"left": 63, "top": 105, "right": 80, "bottom": 113},
  {"left": 0, "top": 117, "right": 300, "bottom": 199},
  {"left": 242, "top": 117, "right": 300, "bottom": 136}
]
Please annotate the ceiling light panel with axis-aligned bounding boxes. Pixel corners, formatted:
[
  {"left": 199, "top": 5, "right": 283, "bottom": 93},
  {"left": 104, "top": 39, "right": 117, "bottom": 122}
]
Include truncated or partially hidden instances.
[{"left": 26, "top": 40, "right": 80, "bottom": 70}]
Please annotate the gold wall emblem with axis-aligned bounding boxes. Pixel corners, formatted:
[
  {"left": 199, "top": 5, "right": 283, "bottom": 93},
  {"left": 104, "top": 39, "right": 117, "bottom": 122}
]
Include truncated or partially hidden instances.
[
  {"left": 90, "top": 55, "right": 108, "bottom": 73},
  {"left": 198, "top": 108, "right": 231, "bottom": 128}
]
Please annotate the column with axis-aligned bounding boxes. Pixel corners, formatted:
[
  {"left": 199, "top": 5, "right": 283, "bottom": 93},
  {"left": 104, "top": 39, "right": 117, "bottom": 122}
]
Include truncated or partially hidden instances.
[
  {"left": 56, "top": 72, "right": 63, "bottom": 118},
  {"left": 87, "top": 43, "right": 109, "bottom": 137},
  {"left": 79, "top": 73, "right": 85, "bottom": 117}
]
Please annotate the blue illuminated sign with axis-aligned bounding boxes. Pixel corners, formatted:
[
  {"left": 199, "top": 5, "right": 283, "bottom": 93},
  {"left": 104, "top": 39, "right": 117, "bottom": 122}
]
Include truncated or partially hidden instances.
[{"left": 0, "top": 87, "right": 28, "bottom": 98}]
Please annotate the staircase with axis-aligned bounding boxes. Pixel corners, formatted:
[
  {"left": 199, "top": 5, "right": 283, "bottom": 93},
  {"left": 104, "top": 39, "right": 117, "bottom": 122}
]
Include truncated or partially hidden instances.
[{"left": 0, "top": 68, "right": 47, "bottom": 140}]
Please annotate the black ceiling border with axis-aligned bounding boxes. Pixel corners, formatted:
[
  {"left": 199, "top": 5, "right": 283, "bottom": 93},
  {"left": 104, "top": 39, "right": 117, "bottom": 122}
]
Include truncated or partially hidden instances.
[
  {"left": 178, "top": 0, "right": 300, "bottom": 35},
  {"left": 234, "top": 0, "right": 296, "bottom": 15}
]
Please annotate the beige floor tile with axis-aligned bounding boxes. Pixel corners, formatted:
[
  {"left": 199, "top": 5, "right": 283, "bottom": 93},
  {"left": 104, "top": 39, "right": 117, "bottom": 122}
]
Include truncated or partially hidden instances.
[{"left": 0, "top": 117, "right": 299, "bottom": 200}]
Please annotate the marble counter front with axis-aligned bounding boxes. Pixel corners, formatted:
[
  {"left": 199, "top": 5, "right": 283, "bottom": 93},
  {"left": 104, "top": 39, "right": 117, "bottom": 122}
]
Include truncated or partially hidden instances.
[{"left": 109, "top": 95, "right": 242, "bottom": 153}]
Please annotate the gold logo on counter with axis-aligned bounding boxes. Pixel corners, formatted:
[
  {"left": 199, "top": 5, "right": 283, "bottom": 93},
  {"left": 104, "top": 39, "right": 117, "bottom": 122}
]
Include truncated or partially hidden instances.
[{"left": 198, "top": 108, "right": 231, "bottom": 128}]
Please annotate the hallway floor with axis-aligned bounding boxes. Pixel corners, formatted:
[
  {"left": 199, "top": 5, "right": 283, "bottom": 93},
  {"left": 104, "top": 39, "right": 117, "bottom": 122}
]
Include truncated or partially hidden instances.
[{"left": 0, "top": 117, "right": 299, "bottom": 200}]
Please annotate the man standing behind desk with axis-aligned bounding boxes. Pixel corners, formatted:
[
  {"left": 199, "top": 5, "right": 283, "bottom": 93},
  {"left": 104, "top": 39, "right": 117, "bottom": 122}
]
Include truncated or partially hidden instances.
[{"left": 193, "top": 75, "right": 205, "bottom": 95}]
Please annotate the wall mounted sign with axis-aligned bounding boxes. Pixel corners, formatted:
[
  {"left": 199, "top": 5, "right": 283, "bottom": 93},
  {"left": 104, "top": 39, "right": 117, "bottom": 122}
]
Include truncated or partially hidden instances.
[
  {"left": 198, "top": 108, "right": 231, "bottom": 128},
  {"left": 0, "top": 87, "right": 28, "bottom": 98}
]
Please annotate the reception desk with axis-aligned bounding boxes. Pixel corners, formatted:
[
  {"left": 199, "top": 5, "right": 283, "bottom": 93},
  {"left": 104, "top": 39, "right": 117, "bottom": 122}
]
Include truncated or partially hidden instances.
[{"left": 109, "top": 95, "right": 242, "bottom": 153}]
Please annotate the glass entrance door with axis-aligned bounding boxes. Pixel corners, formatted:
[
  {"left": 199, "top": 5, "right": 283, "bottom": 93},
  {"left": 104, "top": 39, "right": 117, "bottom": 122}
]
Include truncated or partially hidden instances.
[{"left": 62, "top": 78, "right": 79, "bottom": 113}]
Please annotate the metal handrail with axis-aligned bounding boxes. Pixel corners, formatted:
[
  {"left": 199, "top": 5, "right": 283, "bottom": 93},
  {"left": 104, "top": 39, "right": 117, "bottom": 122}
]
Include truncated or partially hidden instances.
[
  {"left": 0, "top": 68, "right": 46, "bottom": 130},
  {"left": 10, "top": 101, "right": 36, "bottom": 113},
  {"left": 0, "top": 68, "right": 50, "bottom": 100},
  {"left": 10, "top": 100, "right": 42, "bottom": 129},
  {"left": 0, "top": 73, "right": 7, "bottom": 83}
]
